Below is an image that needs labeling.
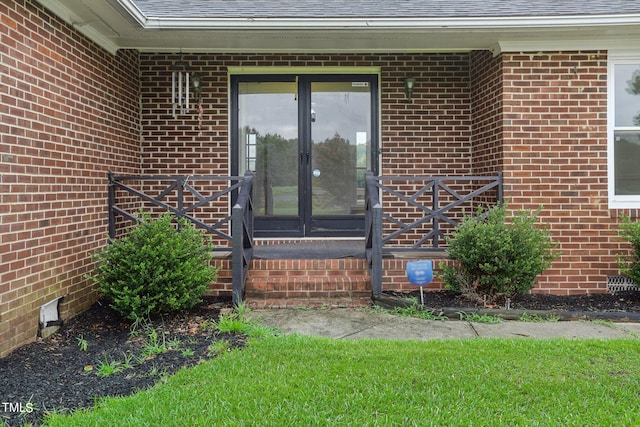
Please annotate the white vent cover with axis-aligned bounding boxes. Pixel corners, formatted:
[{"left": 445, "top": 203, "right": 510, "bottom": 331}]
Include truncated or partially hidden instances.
[{"left": 39, "top": 297, "right": 63, "bottom": 328}]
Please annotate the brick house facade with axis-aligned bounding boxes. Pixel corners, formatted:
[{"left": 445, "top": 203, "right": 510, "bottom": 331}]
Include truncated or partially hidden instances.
[
  {"left": 1, "top": 0, "right": 639, "bottom": 356},
  {"left": 1, "top": 0, "right": 140, "bottom": 356}
]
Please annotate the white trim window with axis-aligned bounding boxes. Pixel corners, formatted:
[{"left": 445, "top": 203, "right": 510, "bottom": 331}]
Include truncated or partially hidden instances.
[{"left": 609, "top": 53, "right": 640, "bottom": 208}]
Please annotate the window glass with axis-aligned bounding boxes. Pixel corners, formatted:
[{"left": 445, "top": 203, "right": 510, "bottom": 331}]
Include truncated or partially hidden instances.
[
  {"left": 614, "top": 131, "right": 640, "bottom": 195},
  {"left": 615, "top": 64, "right": 640, "bottom": 127},
  {"left": 611, "top": 60, "right": 640, "bottom": 202}
]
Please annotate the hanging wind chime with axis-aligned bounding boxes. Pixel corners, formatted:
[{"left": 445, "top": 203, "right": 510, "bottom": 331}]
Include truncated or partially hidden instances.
[
  {"left": 171, "top": 62, "right": 189, "bottom": 118},
  {"left": 171, "top": 60, "right": 203, "bottom": 121}
]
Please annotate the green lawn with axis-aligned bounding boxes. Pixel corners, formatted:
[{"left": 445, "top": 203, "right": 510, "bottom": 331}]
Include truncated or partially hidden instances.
[{"left": 46, "top": 335, "right": 640, "bottom": 426}]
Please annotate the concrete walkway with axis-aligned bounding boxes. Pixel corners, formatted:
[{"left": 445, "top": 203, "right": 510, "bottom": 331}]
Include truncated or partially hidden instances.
[{"left": 246, "top": 308, "right": 640, "bottom": 340}]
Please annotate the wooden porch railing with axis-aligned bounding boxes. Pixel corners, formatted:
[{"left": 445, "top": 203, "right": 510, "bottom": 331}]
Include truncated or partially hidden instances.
[
  {"left": 107, "top": 171, "right": 254, "bottom": 305},
  {"left": 107, "top": 171, "right": 502, "bottom": 302},
  {"left": 364, "top": 172, "right": 503, "bottom": 295}
]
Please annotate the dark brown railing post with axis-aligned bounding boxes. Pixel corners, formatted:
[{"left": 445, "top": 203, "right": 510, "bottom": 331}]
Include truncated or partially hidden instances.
[
  {"left": 432, "top": 177, "right": 440, "bottom": 250},
  {"left": 231, "top": 202, "right": 243, "bottom": 305},
  {"left": 176, "top": 176, "right": 184, "bottom": 228},
  {"left": 231, "top": 171, "right": 254, "bottom": 306},
  {"left": 108, "top": 171, "right": 116, "bottom": 239},
  {"left": 371, "top": 202, "right": 383, "bottom": 295},
  {"left": 365, "top": 172, "right": 383, "bottom": 295}
]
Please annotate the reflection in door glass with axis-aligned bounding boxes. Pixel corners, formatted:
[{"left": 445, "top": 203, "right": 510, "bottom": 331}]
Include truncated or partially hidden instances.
[
  {"left": 311, "top": 81, "right": 371, "bottom": 216},
  {"left": 238, "top": 82, "right": 299, "bottom": 217}
]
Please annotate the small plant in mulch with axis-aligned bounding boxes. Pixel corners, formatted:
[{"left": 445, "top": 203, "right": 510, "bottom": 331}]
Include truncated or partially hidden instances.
[
  {"left": 617, "top": 215, "right": 640, "bottom": 287},
  {"left": 94, "top": 354, "right": 131, "bottom": 378},
  {"left": 438, "top": 203, "right": 561, "bottom": 305},
  {"left": 76, "top": 335, "right": 88, "bottom": 351},
  {"left": 87, "top": 212, "right": 219, "bottom": 320}
]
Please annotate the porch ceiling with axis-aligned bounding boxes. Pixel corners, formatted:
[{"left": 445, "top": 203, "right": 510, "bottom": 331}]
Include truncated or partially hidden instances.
[{"left": 37, "top": 0, "right": 640, "bottom": 55}]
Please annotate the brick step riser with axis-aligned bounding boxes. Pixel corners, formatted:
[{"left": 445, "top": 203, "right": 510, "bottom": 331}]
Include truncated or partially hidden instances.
[{"left": 245, "top": 258, "right": 370, "bottom": 307}]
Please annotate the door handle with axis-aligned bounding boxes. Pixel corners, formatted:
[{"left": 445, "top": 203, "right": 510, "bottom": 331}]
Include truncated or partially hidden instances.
[{"left": 300, "top": 153, "right": 310, "bottom": 164}]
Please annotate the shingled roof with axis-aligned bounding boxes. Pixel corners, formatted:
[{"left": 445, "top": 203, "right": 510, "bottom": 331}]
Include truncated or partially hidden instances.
[{"left": 132, "top": 0, "right": 640, "bottom": 19}]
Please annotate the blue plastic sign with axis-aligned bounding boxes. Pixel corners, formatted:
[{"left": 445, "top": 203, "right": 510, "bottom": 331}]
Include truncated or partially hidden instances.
[{"left": 406, "top": 260, "right": 433, "bottom": 287}]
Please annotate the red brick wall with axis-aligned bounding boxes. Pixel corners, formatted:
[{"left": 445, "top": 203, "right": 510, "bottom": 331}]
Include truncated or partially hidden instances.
[
  {"left": 0, "top": 0, "right": 140, "bottom": 356},
  {"left": 471, "top": 50, "right": 504, "bottom": 176},
  {"left": 500, "top": 51, "right": 617, "bottom": 294},
  {"left": 139, "top": 52, "right": 472, "bottom": 177},
  {"left": 380, "top": 53, "right": 472, "bottom": 176},
  {"left": 138, "top": 53, "right": 474, "bottom": 250},
  {"left": 140, "top": 54, "right": 228, "bottom": 176}
]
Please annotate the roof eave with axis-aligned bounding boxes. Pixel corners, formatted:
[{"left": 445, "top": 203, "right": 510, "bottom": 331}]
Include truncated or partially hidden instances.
[{"left": 34, "top": 0, "right": 640, "bottom": 54}]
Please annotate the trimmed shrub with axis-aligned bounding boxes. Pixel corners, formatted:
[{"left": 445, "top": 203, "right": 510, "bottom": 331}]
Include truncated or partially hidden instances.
[
  {"left": 438, "top": 204, "right": 560, "bottom": 304},
  {"left": 617, "top": 215, "right": 640, "bottom": 286},
  {"left": 89, "top": 213, "right": 218, "bottom": 320}
]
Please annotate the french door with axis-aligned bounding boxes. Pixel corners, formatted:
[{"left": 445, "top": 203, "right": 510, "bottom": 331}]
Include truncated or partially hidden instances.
[{"left": 232, "top": 74, "right": 378, "bottom": 237}]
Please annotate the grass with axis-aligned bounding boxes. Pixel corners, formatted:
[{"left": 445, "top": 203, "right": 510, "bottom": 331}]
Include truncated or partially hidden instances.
[
  {"left": 458, "top": 312, "right": 503, "bottom": 323},
  {"left": 204, "top": 302, "right": 279, "bottom": 338},
  {"left": 518, "top": 312, "right": 560, "bottom": 322},
  {"left": 45, "top": 335, "right": 640, "bottom": 426},
  {"left": 370, "top": 304, "right": 447, "bottom": 321}
]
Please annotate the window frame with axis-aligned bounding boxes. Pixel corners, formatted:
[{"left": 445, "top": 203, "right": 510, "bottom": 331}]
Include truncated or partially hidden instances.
[{"left": 608, "top": 52, "right": 640, "bottom": 209}]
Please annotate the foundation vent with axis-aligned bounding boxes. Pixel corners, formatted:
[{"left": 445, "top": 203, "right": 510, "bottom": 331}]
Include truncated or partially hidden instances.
[
  {"left": 39, "top": 296, "right": 64, "bottom": 338},
  {"left": 607, "top": 275, "right": 639, "bottom": 294}
]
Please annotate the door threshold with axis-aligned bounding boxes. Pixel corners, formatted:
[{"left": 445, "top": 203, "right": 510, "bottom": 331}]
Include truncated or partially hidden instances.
[
  {"left": 253, "top": 240, "right": 365, "bottom": 260},
  {"left": 255, "top": 237, "right": 364, "bottom": 243}
]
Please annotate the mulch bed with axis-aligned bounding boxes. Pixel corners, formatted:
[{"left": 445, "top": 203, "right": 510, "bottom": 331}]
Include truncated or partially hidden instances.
[
  {"left": 393, "top": 289, "right": 640, "bottom": 312},
  {"left": 0, "top": 296, "right": 242, "bottom": 427},
  {"left": 379, "top": 289, "right": 640, "bottom": 321}
]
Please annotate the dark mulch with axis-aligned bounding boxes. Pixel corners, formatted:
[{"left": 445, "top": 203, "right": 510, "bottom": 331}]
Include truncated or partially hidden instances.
[
  {"left": 3, "top": 291, "right": 640, "bottom": 426},
  {"left": 0, "top": 296, "right": 242, "bottom": 427},
  {"left": 391, "top": 289, "right": 640, "bottom": 313}
]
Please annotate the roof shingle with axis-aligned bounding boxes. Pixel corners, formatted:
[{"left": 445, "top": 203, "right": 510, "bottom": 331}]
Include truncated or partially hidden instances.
[{"left": 132, "top": 0, "right": 640, "bottom": 19}]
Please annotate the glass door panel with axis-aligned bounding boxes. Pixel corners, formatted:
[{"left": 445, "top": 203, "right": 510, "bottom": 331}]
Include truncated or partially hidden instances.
[
  {"left": 308, "top": 80, "right": 372, "bottom": 231},
  {"left": 237, "top": 81, "right": 300, "bottom": 232}
]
